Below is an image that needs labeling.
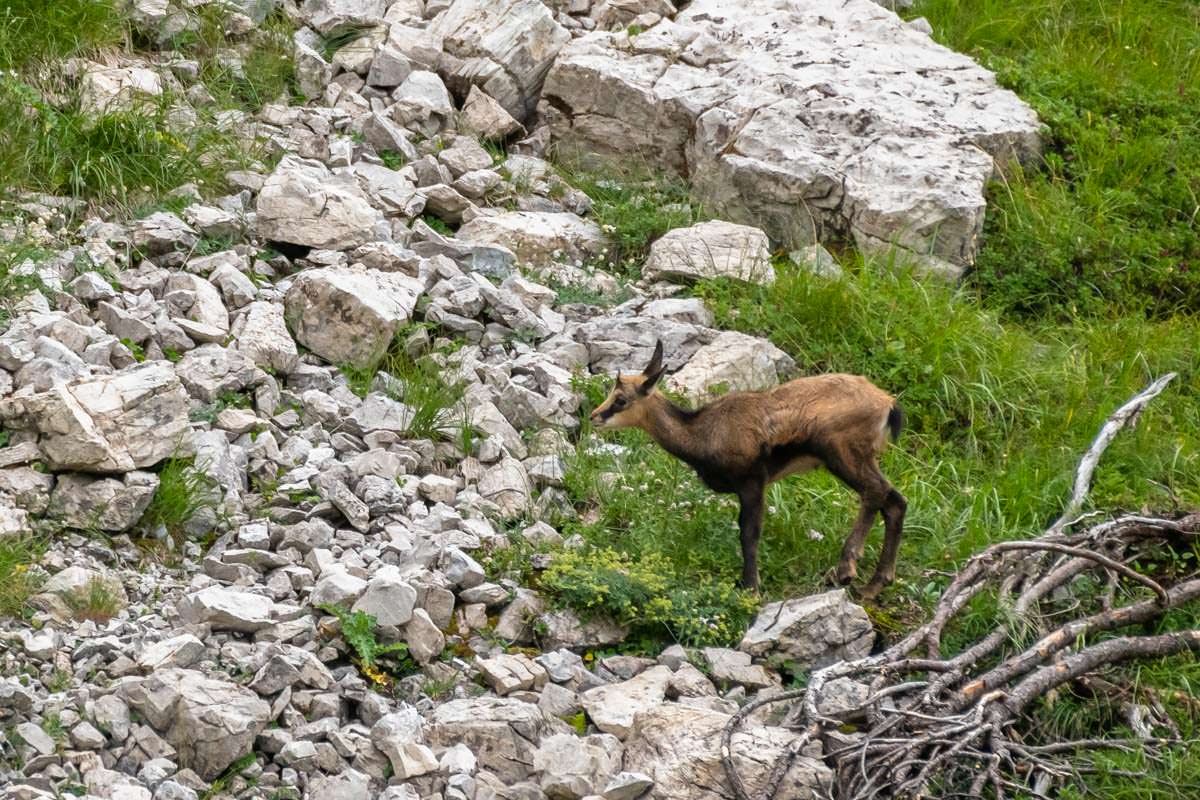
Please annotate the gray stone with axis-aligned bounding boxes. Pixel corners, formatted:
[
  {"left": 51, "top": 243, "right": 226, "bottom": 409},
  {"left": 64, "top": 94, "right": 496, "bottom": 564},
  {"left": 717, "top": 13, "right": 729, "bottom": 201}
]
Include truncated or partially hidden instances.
[
  {"left": 352, "top": 568, "right": 417, "bottom": 626},
  {"left": 177, "top": 586, "right": 276, "bottom": 633},
  {"left": 456, "top": 211, "right": 604, "bottom": 266},
  {"left": 119, "top": 668, "right": 272, "bottom": 781},
  {"left": 622, "top": 703, "right": 830, "bottom": 799},
  {"left": 256, "top": 156, "right": 384, "bottom": 250},
  {"left": 543, "top": 0, "right": 1040, "bottom": 274},
  {"left": 284, "top": 266, "right": 423, "bottom": 369},
  {"left": 47, "top": 471, "right": 158, "bottom": 532},
  {"left": 643, "top": 221, "right": 773, "bottom": 285},
  {"left": 738, "top": 589, "right": 874, "bottom": 670},
  {"left": 0, "top": 362, "right": 190, "bottom": 473},
  {"left": 665, "top": 331, "right": 794, "bottom": 403},
  {"left": 534, "top": 732, "right": 624, "bottom": 799},
  {"left": 232, "top": 301, "right": 299, "bottom": 375},
  {"left": 580, "top": 666, "right": 673, "bottom": 740},
  {"left": 427, "top": 698, "right": 570, "bottom": 783},
  {"left": 137, "top": 635, "right": 207, "bottom": 671},
  {"left": 431, "top": 0, "right": 570, "bottom": 121}
]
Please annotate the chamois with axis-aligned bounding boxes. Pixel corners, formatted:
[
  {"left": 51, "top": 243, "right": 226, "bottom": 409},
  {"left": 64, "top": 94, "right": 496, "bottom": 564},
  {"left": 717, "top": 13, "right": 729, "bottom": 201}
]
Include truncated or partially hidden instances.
[{"left": 590, "top": 340, "right": 906, "bottom": 599}]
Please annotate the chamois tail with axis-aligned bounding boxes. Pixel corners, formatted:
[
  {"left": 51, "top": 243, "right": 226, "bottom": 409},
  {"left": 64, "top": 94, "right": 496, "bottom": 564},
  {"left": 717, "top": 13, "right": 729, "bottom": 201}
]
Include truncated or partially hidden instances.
[{"left": 886, "top": 403, "right": 905, "bottom": 443}]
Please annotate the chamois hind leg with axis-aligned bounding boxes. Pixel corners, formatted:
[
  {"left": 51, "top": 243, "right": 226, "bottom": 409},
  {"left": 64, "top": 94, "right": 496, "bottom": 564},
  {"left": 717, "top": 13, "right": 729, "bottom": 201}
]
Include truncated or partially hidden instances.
[
  {"left": 736, "top": 482, "right": 765, "bottom": 591},
  {"left": 822, "top": 447, "right": 891, "bottom": 588},
  {"left": 861, "top": 487, "right": 907, "bottom": 600}
]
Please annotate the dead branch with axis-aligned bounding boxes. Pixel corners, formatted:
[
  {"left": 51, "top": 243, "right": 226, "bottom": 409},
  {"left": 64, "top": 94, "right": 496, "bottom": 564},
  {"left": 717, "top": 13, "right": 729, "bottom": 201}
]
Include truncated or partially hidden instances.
[
  {"left": 721, "top": 375, "right": 1198, "bottom": 799},
  {"left": 1049, "top": 372, "right": 1176, "bottom": 534}
]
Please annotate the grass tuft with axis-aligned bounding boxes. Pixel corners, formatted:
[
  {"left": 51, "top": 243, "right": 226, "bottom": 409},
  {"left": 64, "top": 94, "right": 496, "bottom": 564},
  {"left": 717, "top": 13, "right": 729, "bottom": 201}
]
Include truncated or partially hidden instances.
[{"left": 139, "top": 457, "right": 219, "bottom": 539}]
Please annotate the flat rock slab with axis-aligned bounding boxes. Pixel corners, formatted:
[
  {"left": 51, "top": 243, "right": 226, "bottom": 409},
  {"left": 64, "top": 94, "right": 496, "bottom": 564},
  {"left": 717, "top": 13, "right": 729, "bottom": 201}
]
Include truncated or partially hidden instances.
[
  {"left": 623, "top": 703, "right": 831, "bottom": 799},
  {"left": 543, "top": 0, "right": 1040, "bottom": 276}
]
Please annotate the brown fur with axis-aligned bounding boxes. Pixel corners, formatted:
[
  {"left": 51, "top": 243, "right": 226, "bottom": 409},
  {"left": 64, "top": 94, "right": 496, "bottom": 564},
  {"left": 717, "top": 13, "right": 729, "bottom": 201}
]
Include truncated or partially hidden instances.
[{"left": 591, "top": 341, "right": 907, "bottom": 599}]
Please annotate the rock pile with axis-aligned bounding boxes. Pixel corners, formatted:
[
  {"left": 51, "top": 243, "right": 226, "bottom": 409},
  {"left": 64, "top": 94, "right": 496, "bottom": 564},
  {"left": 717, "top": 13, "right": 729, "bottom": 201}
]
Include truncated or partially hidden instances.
[{"left": 1, "top": 0, "right": 1038, "bottom": 797}]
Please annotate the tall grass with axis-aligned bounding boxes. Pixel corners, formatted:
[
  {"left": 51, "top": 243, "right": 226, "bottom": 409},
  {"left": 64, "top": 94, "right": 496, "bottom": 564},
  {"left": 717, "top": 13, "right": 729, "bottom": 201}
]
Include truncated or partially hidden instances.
[
  {"left": 909, "top": 0, "right": 1200, "bottom": 317},
  {"left": 566, "top": 262, "right": 1198, "bottom": 603}
]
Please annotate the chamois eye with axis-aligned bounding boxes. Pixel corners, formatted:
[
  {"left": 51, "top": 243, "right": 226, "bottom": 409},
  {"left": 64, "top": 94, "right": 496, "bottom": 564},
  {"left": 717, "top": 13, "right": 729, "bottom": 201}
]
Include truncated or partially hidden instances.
[{"left": 612, "top": 397, "right": 626, "bottom": 410}]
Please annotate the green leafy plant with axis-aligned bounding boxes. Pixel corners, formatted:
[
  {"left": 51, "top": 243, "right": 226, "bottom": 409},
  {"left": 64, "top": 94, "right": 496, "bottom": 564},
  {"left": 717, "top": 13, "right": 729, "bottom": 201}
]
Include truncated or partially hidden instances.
[
  {"left": 541, "top": 547, "right": 760, "bottom": 647},
  {"left": 319, "top": 603, "right": 414, "bottom": 687},
  {"left": 0, "top": 536, "right": 44, "bottom": 618}
]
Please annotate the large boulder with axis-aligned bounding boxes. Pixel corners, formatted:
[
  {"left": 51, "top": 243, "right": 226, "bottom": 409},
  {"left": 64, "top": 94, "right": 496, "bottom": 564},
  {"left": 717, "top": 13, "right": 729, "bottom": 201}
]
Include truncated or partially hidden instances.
[
  {"left": 426, "top": 697, "right": 571, "bottom": 783},
  {"left": 665, "top": 331, "right": 795, "bottom": 402},
  {"left": 580, "top": 665, "right": 673, "bottom": 740},
  {"left": 231, "top": 301, "right": 299, "bottom": 375},
  {"left": 542, "top": 0, "right": 1040, "bottom": 276},
  {"left": 283, "top": 266, "right": 423, "bottom": 368},
  {"left": 456, "top": 211, "right": 603, "bottom": 266},
  {"left": 643, "top": 221, "right": 774, "bottom": 285},
  {"left": 431, "top": 0, "right": 570, "bottom": 122},
  {"left": 623, "top": 703, "right": 831, "bottom": 799},
  {"left": 118, "top": 668, "right": 271, "bottom": 781},
  {"left": 47, "top": 471, "right": 158, "bottom": 532},
  {"left": 0, "top": 363, "right": 190, "bottom": 473},
  {"left": 572, "top": 316, "right": 715, "bottom": 375},
  {"left": 256, "top": 156, "right": 385, "bottom": 250},
  {"left": 739, "top": 589, "right": 874, "bottom": 670}
]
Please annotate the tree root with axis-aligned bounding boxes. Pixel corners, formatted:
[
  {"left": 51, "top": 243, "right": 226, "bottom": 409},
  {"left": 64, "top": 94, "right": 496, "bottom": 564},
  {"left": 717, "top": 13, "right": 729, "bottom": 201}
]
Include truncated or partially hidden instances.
[{"left": 722, "top": 375, "right": 1199, "bottom": 799}]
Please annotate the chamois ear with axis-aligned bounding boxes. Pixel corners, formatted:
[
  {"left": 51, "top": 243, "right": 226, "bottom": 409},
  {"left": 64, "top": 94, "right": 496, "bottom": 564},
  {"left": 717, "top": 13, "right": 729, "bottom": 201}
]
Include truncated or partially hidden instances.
[{"left": 639, "top": 340, "right": 665, "bottom": 394}]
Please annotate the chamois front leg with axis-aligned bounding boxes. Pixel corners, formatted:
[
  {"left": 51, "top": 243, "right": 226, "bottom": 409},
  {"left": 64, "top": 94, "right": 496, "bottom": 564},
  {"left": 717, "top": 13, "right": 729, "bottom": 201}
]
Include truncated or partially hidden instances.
[{"left": 736, "top": 483, "right": 765, "bottom": 591}]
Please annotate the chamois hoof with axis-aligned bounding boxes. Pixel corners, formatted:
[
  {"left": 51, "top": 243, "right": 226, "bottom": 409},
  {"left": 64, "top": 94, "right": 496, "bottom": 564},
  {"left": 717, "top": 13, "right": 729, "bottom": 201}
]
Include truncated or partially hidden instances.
[{"left": 835, "top": 563, "right": 857, "bottom": 586}]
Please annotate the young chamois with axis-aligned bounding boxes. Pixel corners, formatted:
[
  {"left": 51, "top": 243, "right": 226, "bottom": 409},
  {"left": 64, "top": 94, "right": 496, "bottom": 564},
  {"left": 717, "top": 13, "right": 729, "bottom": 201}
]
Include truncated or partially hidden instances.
[{"left": 590, "top": 341, "right": 907, "bottom": 599}]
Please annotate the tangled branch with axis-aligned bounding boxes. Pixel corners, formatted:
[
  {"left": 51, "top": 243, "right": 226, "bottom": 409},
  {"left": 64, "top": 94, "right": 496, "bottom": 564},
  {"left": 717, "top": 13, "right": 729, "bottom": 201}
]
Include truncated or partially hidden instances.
[{"left": 723, "top": 374, "right": 1199, "bottom": 799}]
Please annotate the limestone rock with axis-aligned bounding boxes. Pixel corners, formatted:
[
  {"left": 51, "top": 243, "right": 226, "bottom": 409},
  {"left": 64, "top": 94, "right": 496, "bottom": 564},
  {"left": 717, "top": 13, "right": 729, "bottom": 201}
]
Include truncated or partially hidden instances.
[
  {"left": 0, "top": 362, "right": 190, "bottom": 473},
  {"left": 573, "top": 316, "right": 714, "bottom": 374},
  {"left": 542, "top": 0, "right": 1040, "bottom": 274},
  {"left": 460, "top": 85, "right": 525, "bottom": 140},
  {"left": 231, "top": 301, "right": 299, "bottom": 375},
  {"left": 256, "top": 156, "right": 384, "bottom": 250},
  {"left": 80, "top": 64, "right": 163, "bottom": 117},
  {"left": 427, "top": 698, "right": 570, "bottom": 783},
  {"left": 177, "top": 586, "right": 276, "bottom": 633},
  {"left": 665, "top": 331, "right": 794, "bottom": 402},
  {"left": 47, "top": 471, "right": 158, "bottom": 532},
  {"left": 300, "top": 0, "right": 386, "bottom": 34},
  {"left": 534, "top": 732, "right": 625, "bottom": 799},
  {"left": 431, "top": 0, "right": 570, "bottom": 121},
  {"left": 739, "top": 589, "right": 874, "bottom": 669},
  {"left": 283, "top": 266, "right": 423, "bottom": 369},
  {"left": 118, "top": 668, "right": 271, "bottom": 780},
  {"left": 581, "top": 665, "right": 673, "bottom": 740},
  {"left": 476, "top": 653, "right": 548, "bottom": 695},
  {"left": 456, "top": 211, "right": 604, "bottom": 266},
  {"left": 643, "top": 221, "right": 773, "bottom": 285},
  {"left": 623, "top": 703, "right": 831, "bottom": 799},
  {"left": 477, "top": 457, "right": 531, "bottom": 518}
]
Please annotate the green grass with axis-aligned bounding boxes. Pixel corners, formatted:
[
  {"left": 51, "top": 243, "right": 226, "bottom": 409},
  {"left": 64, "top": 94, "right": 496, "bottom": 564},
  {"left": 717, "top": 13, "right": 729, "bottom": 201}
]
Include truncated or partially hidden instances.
[
  {"left": 0, "top": 536, "right": 44, "bottom": 618},
  {"left": 552, "top": 164, "right": 705, "bottom": 275},
  {"left": 0, "top": 0, "right": 124, "bottom": 71},
  {"left": 340, "top": 331, "right": 471, "bottom": 443},
  {"left": 63, "top": 577, "right": 123, "bottom": 624},
  {"left": 139, "top": 457, "right": 219, "bottom": 540},
  {"left": 0, "top": 241, "right": 49, "bottom": 327},
  {"left": 908, "top": 0, "right": 1200, "bottom": 318},
  {"left": 0, "top": 1, "right": 292, "bottom": 213},
  {"left": 569, "top": 261, "right": 1199, "bottom": 604}
]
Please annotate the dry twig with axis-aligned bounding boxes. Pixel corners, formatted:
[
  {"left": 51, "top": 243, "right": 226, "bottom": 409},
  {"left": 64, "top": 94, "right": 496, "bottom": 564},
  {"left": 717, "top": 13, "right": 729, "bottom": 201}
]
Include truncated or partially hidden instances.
[{"left": 722, "top": 375, "right": 1198, "bottom": 799}]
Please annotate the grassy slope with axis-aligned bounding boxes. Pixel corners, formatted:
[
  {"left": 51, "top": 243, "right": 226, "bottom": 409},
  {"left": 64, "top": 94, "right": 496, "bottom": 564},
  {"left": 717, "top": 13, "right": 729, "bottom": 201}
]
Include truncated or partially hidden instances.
[
  {"left": 543, "top": 0, "right": 1200, "bottom": 791},
  {"left": 920, "top": 0, "right": 1200, "bottom": 318}
]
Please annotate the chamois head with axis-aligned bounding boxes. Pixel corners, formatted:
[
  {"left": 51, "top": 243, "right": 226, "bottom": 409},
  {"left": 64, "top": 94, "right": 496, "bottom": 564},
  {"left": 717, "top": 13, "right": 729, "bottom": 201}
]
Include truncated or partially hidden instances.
[{"left": 589, "top": 340, "right": 667, "bottom": 430}]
